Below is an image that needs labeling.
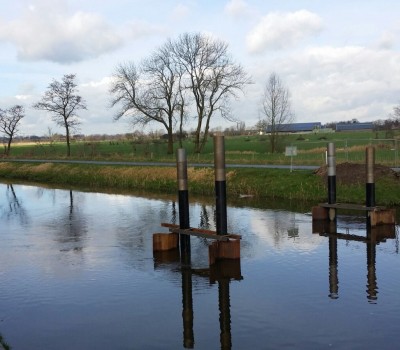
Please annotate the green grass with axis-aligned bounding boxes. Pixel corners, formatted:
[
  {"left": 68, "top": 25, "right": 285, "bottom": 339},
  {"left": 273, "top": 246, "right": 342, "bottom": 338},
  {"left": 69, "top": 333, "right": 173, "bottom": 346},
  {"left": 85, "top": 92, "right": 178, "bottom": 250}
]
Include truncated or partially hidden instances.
[
  {"left": 5, "top": 130, "right": 400, "bottom": 167},
  {"left": 0, "top": 162, "right": 399, "bottom": 206},
  {"left": 1, "top": 130, "right": 400, "bottom": 206}
]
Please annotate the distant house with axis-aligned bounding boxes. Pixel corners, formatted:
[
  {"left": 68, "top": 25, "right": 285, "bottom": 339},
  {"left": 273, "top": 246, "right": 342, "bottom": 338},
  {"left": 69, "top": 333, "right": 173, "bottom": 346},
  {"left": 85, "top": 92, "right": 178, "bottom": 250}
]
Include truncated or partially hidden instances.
[
  {"left": 266, "top": 122, "right": 322, "bottom": 134},
  {"left": 336, "top": 122, "right": 374, "bottom": 132}
]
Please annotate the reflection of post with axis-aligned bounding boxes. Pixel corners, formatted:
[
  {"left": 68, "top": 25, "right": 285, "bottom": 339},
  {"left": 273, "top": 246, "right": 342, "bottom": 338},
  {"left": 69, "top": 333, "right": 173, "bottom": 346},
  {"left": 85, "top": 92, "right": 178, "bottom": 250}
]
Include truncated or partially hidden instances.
[
  {"left": 69, "top": 190, "right": 73, "bottom": 216},
  {"left": 182, "top": 267, "right": 194, "bottom": 348},
  {"left": 366, "top": 228, "right": 378, "bottom": 303},
  {"left": 177, "top": 148, "right": 190, "bottom": 256},
  {"left": 214, "top": 134, "right": 227, "bottom": 235},
  {"left": 218, "top": 279, "right": 232, "bottom": 350},
  {"left": 328, "top": 236, "right": 339, "bottom": 299}
]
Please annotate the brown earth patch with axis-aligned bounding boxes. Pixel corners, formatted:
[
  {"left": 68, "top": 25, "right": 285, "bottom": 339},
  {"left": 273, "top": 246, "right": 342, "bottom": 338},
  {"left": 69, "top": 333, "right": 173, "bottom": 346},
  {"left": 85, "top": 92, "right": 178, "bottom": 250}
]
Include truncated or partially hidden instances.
[{"left": 314, "top": 162, "right": 400, "bottom": 185}]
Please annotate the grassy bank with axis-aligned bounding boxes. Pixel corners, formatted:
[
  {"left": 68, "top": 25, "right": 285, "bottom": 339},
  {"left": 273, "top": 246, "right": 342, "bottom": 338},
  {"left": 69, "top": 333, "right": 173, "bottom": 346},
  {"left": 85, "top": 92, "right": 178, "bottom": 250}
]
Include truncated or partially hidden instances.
[{"left": 0, "top": 161, "right": 399, "bottom": 206}]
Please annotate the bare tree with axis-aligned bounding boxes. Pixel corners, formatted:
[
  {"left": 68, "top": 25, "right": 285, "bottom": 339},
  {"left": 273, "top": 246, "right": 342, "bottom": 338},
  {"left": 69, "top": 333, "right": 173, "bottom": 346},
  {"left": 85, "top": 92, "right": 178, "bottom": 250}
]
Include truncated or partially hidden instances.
[
  {"left": 0, "top": 105, "right": 25, "bottom": 155},
  {"left": 390, "top": 105, "right": 400, "bottom": 128},
  {"left": 255, "top": 117, "right": 268, "bottom": 134},
  {"left": 261, "top": 73, "right": 294, "bottom": 153},
  {"left": 171, "top": 33, "right": 251, "bottom": 153},
  {"left": 110, "top": 42, "right": 185, "bottom": 154},
  {"left": 33, "top": 74, "right": 86, "bottom": 157}
]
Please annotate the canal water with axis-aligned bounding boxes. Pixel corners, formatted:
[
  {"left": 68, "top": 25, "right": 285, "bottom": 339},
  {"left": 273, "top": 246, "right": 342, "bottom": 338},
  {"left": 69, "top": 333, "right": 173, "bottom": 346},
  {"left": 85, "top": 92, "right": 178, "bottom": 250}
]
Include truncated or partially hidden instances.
[{"left": 0, "top": 183, "right": 399, "bottom": 349}]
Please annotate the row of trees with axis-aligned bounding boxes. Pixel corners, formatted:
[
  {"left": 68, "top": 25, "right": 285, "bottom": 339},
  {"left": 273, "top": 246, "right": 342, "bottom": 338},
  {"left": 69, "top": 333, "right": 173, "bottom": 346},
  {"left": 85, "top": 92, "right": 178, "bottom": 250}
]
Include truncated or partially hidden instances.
[
  {"left": 2, "top": 31, "right": 399, "bottom": 157},
  {"left": 110, "top": 32, "right": 251, "bottom": 154},
  {"left": 0, "top": 105, "right": 25, "bottom": 155},
  {"left": 2, "top": 33, "right": 253, "bottom": 157},
  {"left": 0, "top": 74, "right": 86, "bottom": 157}
]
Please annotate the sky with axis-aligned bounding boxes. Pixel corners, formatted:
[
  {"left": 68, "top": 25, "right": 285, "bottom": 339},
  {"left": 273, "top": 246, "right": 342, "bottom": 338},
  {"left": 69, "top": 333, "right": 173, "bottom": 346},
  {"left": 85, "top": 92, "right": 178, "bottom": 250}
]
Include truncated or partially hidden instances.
[{"left": 0, "top": 0, "right": 400, "bottom": 137}]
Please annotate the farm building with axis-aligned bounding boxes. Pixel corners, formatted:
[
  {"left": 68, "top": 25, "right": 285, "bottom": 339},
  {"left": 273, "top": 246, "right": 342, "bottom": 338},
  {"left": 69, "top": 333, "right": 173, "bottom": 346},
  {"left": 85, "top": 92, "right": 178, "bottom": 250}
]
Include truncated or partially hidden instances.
[
  {"left": 266, "top": 122, "right": 322, "bottom": 133},
  {"left": 336, "top": 122, "right": 374, "bottom": 132}
]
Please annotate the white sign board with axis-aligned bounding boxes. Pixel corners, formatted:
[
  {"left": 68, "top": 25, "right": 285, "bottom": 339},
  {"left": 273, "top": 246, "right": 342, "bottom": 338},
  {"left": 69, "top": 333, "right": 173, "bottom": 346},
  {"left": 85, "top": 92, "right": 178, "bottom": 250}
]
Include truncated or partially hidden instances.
[{"left": 285, "top": 146, "right": 297, "bottom": 156}]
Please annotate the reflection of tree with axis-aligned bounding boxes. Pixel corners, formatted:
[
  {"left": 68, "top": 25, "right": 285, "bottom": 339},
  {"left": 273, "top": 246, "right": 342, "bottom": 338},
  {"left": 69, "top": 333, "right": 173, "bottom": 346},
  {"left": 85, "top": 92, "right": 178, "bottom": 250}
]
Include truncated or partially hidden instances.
[
  {"left": 50, "top": 190, "right": 87, "bottom": 254},
  {"left": 171, "top": 201, "right": 177, "bottom": 225},
  {"left": 35, "top": 187, "right": 45, "bottom": 199},
  {"left": 199, "top": 205, "right": 211, "bottom": 229},
  {"left": 1, "top": 184, "right": 29, "bottom": 225},
  {"left": 0, "top": 332, "right": 11, "bottom": 350}
]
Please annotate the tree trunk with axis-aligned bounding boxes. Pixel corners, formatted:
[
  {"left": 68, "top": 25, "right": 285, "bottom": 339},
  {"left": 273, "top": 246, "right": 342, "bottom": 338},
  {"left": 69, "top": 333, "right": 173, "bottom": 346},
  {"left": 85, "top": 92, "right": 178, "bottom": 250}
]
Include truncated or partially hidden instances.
[
  {"left": 179, "top": 119, "right": 184, "bottom": 148},
  {"left": 167, "top": 128, "right": 174, "bottom": 154},
  {"left": 66, "top": 125, "right": 71, "bottom": 157},
  {"left": 199, "top": 114, "right": 212, "bottom": 153},
  {"left": 194, "top": 110, "right": 204, "bottom": 153},
  {"left": 270, "top": 133, "right": 276, "bottom": 154},
  {"left": 194, "top": 131, "right": 201, "bottom": 153},
  {"left": 6, "top": 137, "right": 12, "bottom": 156}
]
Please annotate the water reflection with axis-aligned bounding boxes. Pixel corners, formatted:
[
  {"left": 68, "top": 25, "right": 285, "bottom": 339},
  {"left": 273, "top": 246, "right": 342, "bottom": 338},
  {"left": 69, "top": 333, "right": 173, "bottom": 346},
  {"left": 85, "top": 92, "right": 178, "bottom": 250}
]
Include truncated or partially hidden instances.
[
  {"left": 329, "top": 236, "right": 339, "bottom": 299},
  {"left": 314, "top": 219, "right": 397, "bottom": 303},
  {"left": 154, "top": 249, "right": 241, "bottom": 349},
  {"left": 1, "top": 184, "right": 29, "bottom": 225},
  {"left": 199, "top": 204, "right": 212, "bottom": 230},
  {"left": 48, "top": 190, "right": 88, "bottom": 255},
  {"left": 366, "top": 234, "right": 377, "bottom": 303},
  {"left": 1, "top": 183, "right": 400, "bottom": 349}
]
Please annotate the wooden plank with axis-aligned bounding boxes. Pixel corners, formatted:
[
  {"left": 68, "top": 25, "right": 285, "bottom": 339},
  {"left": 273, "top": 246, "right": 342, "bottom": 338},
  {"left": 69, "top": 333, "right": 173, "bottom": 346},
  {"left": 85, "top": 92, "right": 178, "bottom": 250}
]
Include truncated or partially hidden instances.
[
  {"left": 169, "top": 228, "right": 230, "bottom": 241},
  {"left": 319, "top": 232, "right": 369, "bottom": 242},
  {"left": 161, "top": 223, "right": 241, "bottom": 240},
  {"left": 162, "top": 222, "right": 217, "bottom": 235},
  {"left": 318, "top": 203, "right": 386, "bottom": 211}
]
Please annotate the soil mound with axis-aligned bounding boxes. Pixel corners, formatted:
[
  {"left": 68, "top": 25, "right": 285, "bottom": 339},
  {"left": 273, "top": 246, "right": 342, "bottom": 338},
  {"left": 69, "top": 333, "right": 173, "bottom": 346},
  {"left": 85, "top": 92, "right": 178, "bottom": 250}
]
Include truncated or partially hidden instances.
[{"left": 314, "top": 162, "right": 400, "bottom": 185}]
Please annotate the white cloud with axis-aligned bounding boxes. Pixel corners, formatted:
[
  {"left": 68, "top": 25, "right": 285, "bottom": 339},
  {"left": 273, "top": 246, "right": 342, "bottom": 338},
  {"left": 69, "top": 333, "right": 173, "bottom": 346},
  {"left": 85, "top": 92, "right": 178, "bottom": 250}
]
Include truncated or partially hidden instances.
[
  {"left": 376, "top": 31, "right": 396, "bottom": 50},
  {"left": 224, "top": 0, "right": 251, "bottom": 18},
  {"left": 15, "top": 95, "right": 32, "bottom": 100},
  {"left": 282, "top": 46, "right": 400, "bottom": 121},
  {"left": 0, "top": 6, "right": 122, "bottom": 63},
  {"left": 170, "top": 4, "right": 191, "bottom": 21},
  {"left": 246, "top": 10, "right": 323, "bottom": 53},
  {"left": 126, "top": 19, "right": 167, "bottom": 40},
  {"left": 242, "top": 43, "right": 400, "bottom": 127}
]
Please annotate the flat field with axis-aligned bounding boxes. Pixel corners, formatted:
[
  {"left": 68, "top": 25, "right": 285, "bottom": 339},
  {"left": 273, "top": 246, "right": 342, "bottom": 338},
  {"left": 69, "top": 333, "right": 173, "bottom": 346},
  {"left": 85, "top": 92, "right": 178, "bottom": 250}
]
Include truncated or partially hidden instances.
[{"left": 5, "top": 130, "right": 400, "bottom": 167}]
